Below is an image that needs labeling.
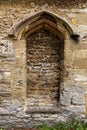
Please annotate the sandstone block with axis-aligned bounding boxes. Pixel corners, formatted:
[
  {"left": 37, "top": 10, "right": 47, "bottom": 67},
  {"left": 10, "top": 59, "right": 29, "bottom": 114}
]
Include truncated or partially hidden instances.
[
  {"left": 85, "top": 94, "right": 87, "bottom": 114},
  {"left": 73, "top": 58, "right": 87, "bottom": 69}
]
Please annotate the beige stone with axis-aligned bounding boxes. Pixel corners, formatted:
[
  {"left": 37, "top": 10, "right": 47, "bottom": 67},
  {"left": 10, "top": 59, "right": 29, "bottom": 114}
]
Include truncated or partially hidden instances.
[
  {"left": 73, "top": 58, "right": 87, "bottom": 69},
  {"left": 71, "top": 18, "right": 78, "bottom": 25},
  {"left": 0, "top": 0, "right": 87, "bottom": 127},
  {"left": 85, "top": 94, "right": 87, "bottom": 115}
]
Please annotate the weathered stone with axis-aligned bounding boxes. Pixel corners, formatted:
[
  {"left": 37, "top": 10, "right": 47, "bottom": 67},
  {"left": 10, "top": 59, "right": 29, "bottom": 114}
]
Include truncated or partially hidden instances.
[
  {"left": 66, "top": 105, "right": 85, "bottom": 115},
  {"left": 27, "top": 29, "right": 64, "bottom": 108},
  {"left": 0, "top": 0, "right": 87, "bottom": 128},
  {"left": 71, "top": 93, "right": 85, "bottom": 105},
  {"left": 60, "top": 92, "right": 71, "bottom": 106},
  {"left": 65, "top": 84, "right": 85, "bottom": 94},
  {"left": 73, "top": 58, "right": 87, "bottom": 69},
  {"left": 0, "top": 92, "right": 11, "bottom": 97},
  {"left": 0, "top": 40, "right": 14, "bottom": 55},
  {"left": 63, "top": 110, "right": 75, "bottom": 117},
  {"left": 0, "top": 84, "right": 11, "bottom": 92},
  {"left": 74, "top": 74, "right": 87, "bottom": 82},
  {"left": 71, "top": 18, "right": 78, "bottom": 25},
  {"left": 84, "top": 94, "right": 87, "bottom": 115}
]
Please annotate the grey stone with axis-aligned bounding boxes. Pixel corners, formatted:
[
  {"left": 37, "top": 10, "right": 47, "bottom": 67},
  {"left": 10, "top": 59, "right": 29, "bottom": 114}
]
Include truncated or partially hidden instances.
[
  {"left": 7, "top": 101, "right": 22, "bottom": 112},
  {"left": 63, "top": 110, "right": 75, "bottom": 117},
  {"left": 0, "top": 92, "right": 11, "bottom": 97},
  {"left": 74, "top": 74, "right": 87, "bottom": 82},
  {"left": 0, "top": 85, "right": 12, "bottom": 92},
  {"left": 0, "top": 40, "right": 14, "bottom": 55},
  {"left": 54, "top": 115, "right": 66, "bottom": 122},
  {"left": 65, "top": 84, "right": 85, "bottom": 94},
  {"left": 60, "top": 92, "right": 71, "bottom": 106},
  {"left": 71, "top": 93, "right": 85, "bottom": 105},
  {"left": 66, "top": 105, "right": 85, "bottom": 115},
  {"left": 0, "top": 108, "right": 10, "bottom": 115},
  {"left": 0, "top": 1, "right": 87, "bottom": 128}
]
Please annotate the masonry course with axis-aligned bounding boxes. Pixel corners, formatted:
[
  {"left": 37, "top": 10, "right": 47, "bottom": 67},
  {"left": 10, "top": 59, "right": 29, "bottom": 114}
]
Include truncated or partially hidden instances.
[{"left": 0, "top": 0, "right": 87, "bottom": 128}]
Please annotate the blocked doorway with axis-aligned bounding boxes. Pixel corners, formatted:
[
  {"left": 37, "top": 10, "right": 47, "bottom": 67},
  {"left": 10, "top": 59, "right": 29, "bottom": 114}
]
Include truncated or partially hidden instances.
[{"left": 26, "top": 29, "right": 64, "bottom": 112}]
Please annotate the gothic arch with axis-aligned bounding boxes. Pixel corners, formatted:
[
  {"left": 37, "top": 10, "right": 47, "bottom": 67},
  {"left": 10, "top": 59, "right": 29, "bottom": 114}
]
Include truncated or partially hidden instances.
[
  {"left": 8, "top": 10, "right": 80, "bottom": 113},
  {"left": 8, "top": 10, "right": 79, "bottom": 41}
]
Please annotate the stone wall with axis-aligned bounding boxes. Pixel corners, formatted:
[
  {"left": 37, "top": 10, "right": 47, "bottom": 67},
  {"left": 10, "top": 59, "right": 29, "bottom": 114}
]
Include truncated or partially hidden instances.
[
  {"left": 26, "top": 29, "right": 64, "bottom": 111},
  {"left": 0, "top": 0, "right": 87, "bottom": 128}
]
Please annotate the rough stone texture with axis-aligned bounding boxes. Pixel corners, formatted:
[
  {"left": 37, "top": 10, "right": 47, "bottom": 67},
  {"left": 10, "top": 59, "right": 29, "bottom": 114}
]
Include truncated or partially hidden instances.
[
  {"left": 0, "top": 0, "right": 87, "bottom": 128},
  {"left": 60, "top": 92, "right": 71, "bottom": 106},
  {"left": 0, "top": 0, "right": 87, "bottom": 8},
  {"left": 26, "top": 29, "right": 64, "bottom": 110}
]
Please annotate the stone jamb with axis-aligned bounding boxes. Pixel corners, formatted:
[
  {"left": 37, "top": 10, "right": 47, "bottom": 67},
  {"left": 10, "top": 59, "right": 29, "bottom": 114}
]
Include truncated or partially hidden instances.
[{"left": 8, "top": 10, "right": 82, "bottom": 115}]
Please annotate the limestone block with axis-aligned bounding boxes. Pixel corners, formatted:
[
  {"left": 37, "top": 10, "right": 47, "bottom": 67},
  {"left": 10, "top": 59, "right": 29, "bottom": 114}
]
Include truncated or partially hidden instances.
[
  {"left": 64, "top": 39, "right": 72, "bottom": 50},
  {"left": 11, "top": 68, "right": 26, "bottom": 80},
  {"left": 67, "top": 13, "right": 76, "bottom": 18},
  {"left": 15, "top": 41, "right": 25, "bottom": 49},
  {"left": 0, "top": 108, "right": 10, "bottom": 115},
  {"left": 77, "top": 13, "right": 87, "bottom": 25},
  {"left": 32, "top": 114, "right": 41, "bottom": 118},
  {"left": 0, "top": 100, "right": 23, "bottom": 114},
  {"left": 15, "top": 48, "right": 26, "bottom": 57},
  {"left": 71, "top": 41, "right": 87, "bottom": 50},
  {"left": 0, "top": 40, "right": 14, "bottom": 55},
  {"left": 13, "top": 79, "right": 26, "bottom": 87},
  {"left": 60, "top": 92, "right": 71, "bottom": 106},
  {"left": 0, "top": 84, "right": 11, "bottom": 92},
  {"left": 0, "top": 73, "right": 3, "bottom": 79},
  {"left": 74, "top": 74, "right": 87, "bottom": 82},
  {"left": 63, "top": 110, "right": 75, "bottom": 117},
  {"left": 78, "top": 25, "right": 87, "bottom": 34},
  {"left": 84, "top": 94, "right": 87, "bottom": 115},
  {"left": 65, "top": 84, "right": 85, "bottom": 94},
  {"left": 73, "top": 58, "right": 87, "bottom": 69},
  {"left": 71, "top": 93, "right": 85, "bottom": 105},
  {"left": 0, "top": 92, "right": 11, "bottom": 97},
  {"left": 73, "top": 50, "right": 87, "bottom": 59},
  {"left": 6, "top": 101, "right": 23, "bottom": 113},
  {"left": 3, "top": 71, "right": 11, "bottom": 78},
  {"left": 66, "top": 105, "right": 85, "bottom": 115},
  {"left": 64, "top": 50, "right": 73, "bottom": 67},
  {"left": 15, "top": 57, "right": 26, "bottom": 68}
]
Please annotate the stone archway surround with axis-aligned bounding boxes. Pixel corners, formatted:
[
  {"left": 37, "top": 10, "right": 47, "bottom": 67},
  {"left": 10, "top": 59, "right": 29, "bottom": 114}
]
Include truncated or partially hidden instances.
[{"left": 8, "top": 10, "right": 85, "bottom": 123}]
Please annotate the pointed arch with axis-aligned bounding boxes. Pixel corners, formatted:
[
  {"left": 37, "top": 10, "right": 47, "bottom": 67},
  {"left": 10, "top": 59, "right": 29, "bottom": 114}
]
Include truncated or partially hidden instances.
[{"left": 8, "top": 10, "right": 79, "bottom": 41}]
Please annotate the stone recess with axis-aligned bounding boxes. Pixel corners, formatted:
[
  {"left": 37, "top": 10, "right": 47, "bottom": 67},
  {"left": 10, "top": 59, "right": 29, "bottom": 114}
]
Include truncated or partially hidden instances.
[
  {"left": 26, "top": 29, "right": 64, "bottom": 110},
  {"left": 0, "top": 0, "right": 87, "bottom": 128}
]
